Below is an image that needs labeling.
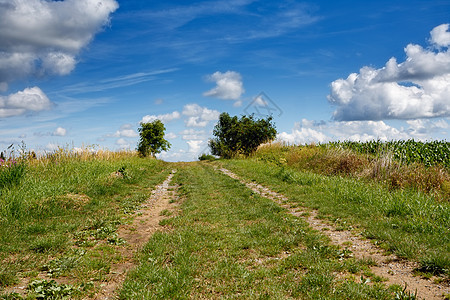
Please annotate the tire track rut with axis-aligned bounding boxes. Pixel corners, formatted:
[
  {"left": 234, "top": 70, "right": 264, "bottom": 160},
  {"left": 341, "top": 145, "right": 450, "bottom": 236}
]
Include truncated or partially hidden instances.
[
  {"left": 219, "top": 167, "right": 449, "bottom": 300},
  {"left": 92, "top": 170, "right": 178, "bottom": 299}
]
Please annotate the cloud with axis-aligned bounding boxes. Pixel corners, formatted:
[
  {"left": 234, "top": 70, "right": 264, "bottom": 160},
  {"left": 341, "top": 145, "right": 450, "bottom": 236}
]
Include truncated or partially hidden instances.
[
  {"left": 180, "top": 129, "right": 206, "bottom": 140},
  {"left": 245, "top": 3, "right": 320, "bottom": 40},
  {"left": 328, "top": 24, "right": 450, "bottom": 121},
  {"left": 182, "top": 103, "right": 220, "bottom": 127},
  {"left": 145, "top": 104, "right": 219, "bottom": 129},
  {"left": 135, "top": 0, "right": 254, "bottom": 30},
  {"left": 406, "top": 119, "right": 449, "bottom": 138},
  {"left": 253, "top": 95, "right": 268, "bottom": 107},
  {"left": 430, "top": 24, "right": 450, "bottom": 48},
  {"left": 156, "top": 149, "right": 187, "bottom": 162},
  {"left": 186, "top": 140, "right": 205, "bottom": 153},
  {"left": 277, "top": 118, "right": 449, "bottom": 145},
  {"left": 140, "top": 1, "right": 318, "bottom": 44},
  {"left": 203, "top": 71, "right": 244, "bottom": 103},
  {"left": 0, "top": 0, "right": 119, "bottom": 86},
  {"left": 141, "top": 111, "right": 181, "bottom": 123},
  {"left": 111, "top": 124, "right": 138, "bottom": 138},
  {"left": 46, "top": 143, "right": 59, "bottom": 152},
  {"left": 116, "top": 138, "right": 131, "bottom": 150},
  {"left": 53, "top": 127, "right": 67, "bottom": 137},
  {"left": 277, "top": 120, "right": 329, "bottom": 145},
  {"left": 0, "top": 86, "right": 51, "bottom": 117},
  {"left": 165, "top": 132, "right": 177, "bottom": 139},
  {"left": 61, "top": 69, "right": 178, "bottom": 94}
]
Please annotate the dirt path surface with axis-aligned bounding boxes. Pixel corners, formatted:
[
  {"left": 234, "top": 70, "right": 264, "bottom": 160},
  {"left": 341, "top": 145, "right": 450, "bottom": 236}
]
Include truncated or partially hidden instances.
[
  {"left": 92, "top": 170, "right": 178, "bottom": 300},
  {"left": 219, "top": 167, "right": 449, "bottom": 300}
]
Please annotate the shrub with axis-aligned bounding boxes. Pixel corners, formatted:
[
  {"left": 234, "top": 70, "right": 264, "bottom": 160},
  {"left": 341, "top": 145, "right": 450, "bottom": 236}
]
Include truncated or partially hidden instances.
[
  {"left": 198, "top": 154, "right": 216, "bottom": 161},
  {"left": 209, "top": 113, "right": 277, "bottom": 158}
]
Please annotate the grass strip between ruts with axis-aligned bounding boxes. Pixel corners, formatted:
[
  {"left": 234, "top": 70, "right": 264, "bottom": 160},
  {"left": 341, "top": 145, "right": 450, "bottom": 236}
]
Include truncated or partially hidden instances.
[{"left": 120, "top": 163, "right": 397, "bottom": 299}]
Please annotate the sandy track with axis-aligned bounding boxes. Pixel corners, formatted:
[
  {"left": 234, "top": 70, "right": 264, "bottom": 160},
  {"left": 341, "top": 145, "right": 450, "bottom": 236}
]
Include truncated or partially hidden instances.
[
  {"left": 219, "top": 167, "right": 449, "bottom": 300},
  {"left": 92, "top": 170, "right": 177, "bottom": 299}
]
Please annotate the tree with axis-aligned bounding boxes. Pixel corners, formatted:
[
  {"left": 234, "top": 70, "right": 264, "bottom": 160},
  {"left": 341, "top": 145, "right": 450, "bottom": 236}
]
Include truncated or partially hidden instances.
[
  {"left": 137, "top": 120, "right": 171, "bottom": 157},
  {"left": 209, "top": 113, "right": 276, "bottom": 158}
]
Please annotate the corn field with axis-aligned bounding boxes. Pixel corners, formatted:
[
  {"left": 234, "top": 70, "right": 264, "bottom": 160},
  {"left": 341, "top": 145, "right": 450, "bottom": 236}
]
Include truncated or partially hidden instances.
[{"left": 327, "top": 140, "right": 450, "bottom": 169}]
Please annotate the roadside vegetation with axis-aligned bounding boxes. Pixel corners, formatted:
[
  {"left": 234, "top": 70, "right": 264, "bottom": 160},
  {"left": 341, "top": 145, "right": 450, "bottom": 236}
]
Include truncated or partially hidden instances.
[
  {"left": 0, "top": 146, "right": 170, "bottom": 299},
  {"left": 222, "top": 141, "right": 449, "bottom": 280}
]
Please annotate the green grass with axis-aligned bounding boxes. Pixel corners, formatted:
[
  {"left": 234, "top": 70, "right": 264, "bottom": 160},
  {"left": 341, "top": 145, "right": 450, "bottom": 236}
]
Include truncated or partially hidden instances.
[
  {"left": 120, "top": 163, "right": 395, "bottom": 299},
  {"left": 1, "top": 143, "right": 447, "bottom": 298},
  {"left": 0, "top": 161, "right": 26, "bottom": 191},
  {"left": 0, "top": 152, "right": 170, "bottom": 298},
  {"left": 328, "top": 139, "right": 450, "bottom": 169},
  {"left": 221, "top": 158, "right": 450, "bottom": 278}
]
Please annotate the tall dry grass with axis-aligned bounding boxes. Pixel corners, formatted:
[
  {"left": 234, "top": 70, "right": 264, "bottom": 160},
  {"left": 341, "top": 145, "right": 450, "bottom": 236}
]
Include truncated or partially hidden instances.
[
  {"left": 254, "top": 143, "right": 449, "bottom": 200},
  {"left": 26, "top": 146, "right": 141, "bottom": 167}
]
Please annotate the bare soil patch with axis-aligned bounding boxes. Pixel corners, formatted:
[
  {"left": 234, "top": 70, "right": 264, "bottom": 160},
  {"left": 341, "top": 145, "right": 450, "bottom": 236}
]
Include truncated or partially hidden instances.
[
  {"left": 219, "top": 167, "right": 449, "bottom": 300},
  {"left": 90, "top": 169, "right": 178, "bottom": 299}
]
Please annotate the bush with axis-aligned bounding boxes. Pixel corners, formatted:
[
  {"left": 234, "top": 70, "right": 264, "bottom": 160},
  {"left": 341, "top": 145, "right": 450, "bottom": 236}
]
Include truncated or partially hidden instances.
[
  {"left": 198, "top": 154, "right": 216, "bottom": 161},
  {"left": 209, "top": 113, "right": 277, "bottom": 158}
]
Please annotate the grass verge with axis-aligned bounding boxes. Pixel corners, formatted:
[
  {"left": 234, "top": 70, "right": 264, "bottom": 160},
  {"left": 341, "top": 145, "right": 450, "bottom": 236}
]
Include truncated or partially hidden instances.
[
  {"left": 0, "top": 151, "right": 170, "bottom": 298},
  {"left": 221, "top": 158, "right": 449, "bottom": 279}
]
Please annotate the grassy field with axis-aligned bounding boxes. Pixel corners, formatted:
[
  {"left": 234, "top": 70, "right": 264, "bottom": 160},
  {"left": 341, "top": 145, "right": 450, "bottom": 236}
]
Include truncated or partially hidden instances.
[
  {"left": 0, "top": 150, "right": 170, "bottom": 299},
  {"left": 221, "top": 159, "right": 449, "bottom": 277},
  {"left": 0, "top": 143, "right": 448, "bottom": 299},
  {"left": 223, "top": 143, "right": 449, "bottom": 276},
  {"left": 120, "top": 164, "right": 397, "bottom": 299}
]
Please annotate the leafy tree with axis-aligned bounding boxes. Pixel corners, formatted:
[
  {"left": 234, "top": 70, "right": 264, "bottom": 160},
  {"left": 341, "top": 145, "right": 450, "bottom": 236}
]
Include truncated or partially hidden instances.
[
  {"left": 209, "top": 113, "right": 276, "bottom": 158},
  {"left": 137, "top": 120, "right": 171, "bottom": 157}
]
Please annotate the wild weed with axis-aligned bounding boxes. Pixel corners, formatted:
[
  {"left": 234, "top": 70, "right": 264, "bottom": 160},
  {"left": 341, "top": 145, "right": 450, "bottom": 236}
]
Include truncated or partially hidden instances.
[
  {"left": 0, "top": 159, "right": 26, "bottom": 191},
  {"left": 254, "top": 143, "right": 449, "bottom": 197}
]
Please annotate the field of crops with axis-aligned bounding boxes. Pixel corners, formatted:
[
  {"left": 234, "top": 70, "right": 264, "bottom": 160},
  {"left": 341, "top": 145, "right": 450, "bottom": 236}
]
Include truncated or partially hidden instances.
[{"left": 327, "top": 139, "right": 450, "bottom": 169}]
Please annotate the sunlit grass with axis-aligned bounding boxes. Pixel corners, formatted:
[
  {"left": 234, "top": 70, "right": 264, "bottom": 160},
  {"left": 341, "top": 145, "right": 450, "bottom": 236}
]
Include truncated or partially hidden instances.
[
  {"left": 223, "top": 157, "right": 450, "bottom": 278},
  {"left": 120, "top": 164, "right": 395, "bottom": 299},
  {"left": 0, "top": 147, "right": 170, "bottom": 298}
]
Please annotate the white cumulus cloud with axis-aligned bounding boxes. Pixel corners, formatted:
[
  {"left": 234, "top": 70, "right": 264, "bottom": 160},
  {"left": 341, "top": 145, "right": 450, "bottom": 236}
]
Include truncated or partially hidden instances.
[
  {"left": 277, "top": 120, "right": 328, "bottom": 145},
  {"left": 0, "top": 0, "right": 119, "bottom": 85},
  {"left": 0, "top": 86, "right": 51, "bottom": 117},
  {"left": 203, "top": 71, "right": 245, "bottom": 104},
  {"left": 406, "top": 119, "right": 449, "bottom": 138},
  {"left": 141, "top": 111, "right": 181, "bottom": 123},
  {"left": 328, "top": 24, "right": 450, "bottom": 121},
  {"left": 180, "top": 129, "right": 206, "bottom": 140},
  {"left": 431, "top": 23, "right": 450, "bottom": 48},
  {"left": 112, "top": 124, "right": 138, "bottom": 138},
  {"left": 186, "top": 140, "right": 204, "bottom": 153},
  {"left": 182, "top": 103, "right": 220, "bottom": 127},
  {"left": 53, "top": 127, "right": 67, "bottom": 136},
  {"left": 277, "top": 118, "right": 449, "bottom": 145},
  {"left": 165, "top": 132, "right": 177, "bottom": 139},
  {"left": 116, "top": 138, "right": 131, "bottom": 150}
]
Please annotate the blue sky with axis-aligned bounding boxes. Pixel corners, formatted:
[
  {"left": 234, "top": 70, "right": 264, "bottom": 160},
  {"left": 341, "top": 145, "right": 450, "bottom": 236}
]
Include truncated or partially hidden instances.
[{"left": 1, "top": 0, "right": 449, "bottom": 161}]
